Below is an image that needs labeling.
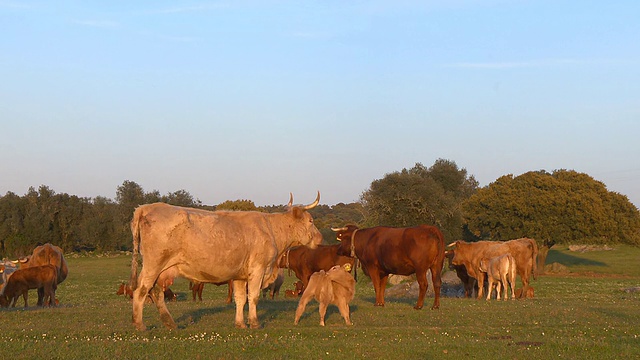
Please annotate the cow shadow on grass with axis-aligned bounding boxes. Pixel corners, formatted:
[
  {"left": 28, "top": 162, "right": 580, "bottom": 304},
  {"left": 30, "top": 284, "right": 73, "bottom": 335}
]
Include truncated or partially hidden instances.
[{"left": 175, "top": 303, "right": 235, "bottom": 328}]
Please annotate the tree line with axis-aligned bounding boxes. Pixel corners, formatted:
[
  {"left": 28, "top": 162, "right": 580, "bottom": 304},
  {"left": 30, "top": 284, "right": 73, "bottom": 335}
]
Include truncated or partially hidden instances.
[{"left": 1, "top": 160, "right": 638, "bottom": 258}]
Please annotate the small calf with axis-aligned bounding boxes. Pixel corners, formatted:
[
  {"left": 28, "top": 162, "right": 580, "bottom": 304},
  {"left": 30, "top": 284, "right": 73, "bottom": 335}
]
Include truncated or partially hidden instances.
[
  {"left": 0, "top": 264, "right": 57, "bottom": 308},
  {"left": 479, "top": 254, "right": 517, "bottom": 301},
  {"left": 294, "top": 265, "right": 356, "bottom": 326},
  {"left": 515, "top": 285, "right": 535, "bottom": 299}
]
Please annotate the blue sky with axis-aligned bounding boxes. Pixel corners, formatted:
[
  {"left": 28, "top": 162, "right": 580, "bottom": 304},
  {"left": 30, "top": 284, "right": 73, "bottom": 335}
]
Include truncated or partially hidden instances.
[{"left": 1, "top": 0, "right": 639, "bottom": 207}]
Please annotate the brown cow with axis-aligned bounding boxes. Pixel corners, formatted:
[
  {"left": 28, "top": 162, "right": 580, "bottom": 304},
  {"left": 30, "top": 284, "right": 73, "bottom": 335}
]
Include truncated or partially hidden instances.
[
  {"left": 18, "top": 243, "right": 68, "bottom": 306},
  {"left": 479, "top": 254, "right": 516, "bottom": 301},
  {"left": 332, "top": 224, "right": 445, "bottom": 310},
  {"left": 448, "top": 238, "right": 538, "bottom": 299},
  {"left": 130, "top": 192, "right": 323, "bottom": 330},
  {"left": 278, "top": 244, "right": 355, "bottom": 289},
  {"left": 294, "top": 265, "right": 356, "bottom": 326},
  {"left": 0, "top": 264, "right": 57, "bottom": 308},
  {"left": 445, "top": 250, "right": 476, "bottom": 298}
]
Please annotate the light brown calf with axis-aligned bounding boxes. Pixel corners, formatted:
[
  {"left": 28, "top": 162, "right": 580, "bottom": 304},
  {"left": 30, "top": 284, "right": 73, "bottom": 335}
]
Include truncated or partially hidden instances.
[
  {"left": 479, "top": 254, "right": 516, "bottom": 300},
  {"left": 294, "top": 265, "right": 356, "bottom": 326}
]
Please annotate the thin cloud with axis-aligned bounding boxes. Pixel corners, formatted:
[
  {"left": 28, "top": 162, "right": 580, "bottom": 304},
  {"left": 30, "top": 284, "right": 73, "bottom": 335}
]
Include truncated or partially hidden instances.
[{"left": 0, "top": 1, "right": 36, "bottom": 9}]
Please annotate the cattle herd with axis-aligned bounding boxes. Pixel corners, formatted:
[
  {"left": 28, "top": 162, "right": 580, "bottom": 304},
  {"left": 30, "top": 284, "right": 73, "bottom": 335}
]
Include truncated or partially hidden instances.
[{"left": 0, "top": 192, "right": 540, "bottom": 330}]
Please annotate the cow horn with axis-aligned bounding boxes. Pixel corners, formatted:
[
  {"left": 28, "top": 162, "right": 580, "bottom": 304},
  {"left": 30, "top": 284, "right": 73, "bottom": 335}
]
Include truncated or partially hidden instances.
[
  {"left": 287, "top": 193, "right": 293, "bottom": 207},
  {"left": 11, "top": 260, "right": 19, "bottom": 264},
  {"left": 331, "top": 227, "right": 348, "bottom": 232},
  {"left": 446, "top": 241, "right": 458, "bottom": 248},
  {"left": 302, "top": 191, "right": 320, "bottom": 210}
]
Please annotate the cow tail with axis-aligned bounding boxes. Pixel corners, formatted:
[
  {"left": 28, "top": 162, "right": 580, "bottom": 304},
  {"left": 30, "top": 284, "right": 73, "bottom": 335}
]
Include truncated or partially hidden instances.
[
  {"left": 531, "top": 238, "right": 539, "bottom": 281},
  {"left": 130, "top": 207, "right": 142, "bottom": 291}
]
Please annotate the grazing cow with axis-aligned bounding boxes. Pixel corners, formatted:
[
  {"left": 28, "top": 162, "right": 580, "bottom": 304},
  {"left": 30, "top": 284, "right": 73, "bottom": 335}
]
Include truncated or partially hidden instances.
[
  {"left": 479, "top": 254, "right": 516, "bottom": 300},
  {"left": 331, "top": 224, "right": 445, "bottom": 310},
  {"left": 445, "top": 250, "right": 476, "bottom": 298},
  {"left": 294, "top": 265, "right": 356, "bottom": 326},
  {"left": 0, "top": 264, "right": 57, "bottom": 308},
  {"left": 278, "top": 244, "right": 356, "bottom": 289},
  {"left": 130, "top": 192, "right": 323, "bottom": 330},
  {"left": 447, "top": 238, "right": 538, "bottom": 299},
  {"left": 18, "top": 243, "right": 68, "bottom": 306},
  {"left": 262, "top": 268, "right": 284, "bottom": 299}
]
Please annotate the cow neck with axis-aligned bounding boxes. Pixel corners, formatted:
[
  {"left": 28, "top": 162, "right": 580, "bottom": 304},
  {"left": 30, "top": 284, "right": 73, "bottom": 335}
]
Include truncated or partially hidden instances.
[{"left": 350, "top": 229, "right": 359, "bottom": 258}]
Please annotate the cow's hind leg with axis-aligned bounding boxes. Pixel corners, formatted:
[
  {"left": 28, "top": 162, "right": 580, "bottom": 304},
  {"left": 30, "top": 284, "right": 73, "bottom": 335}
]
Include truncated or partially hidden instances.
[
  {"left": 150, "top": 285, "right": 177, "bottom": 330},
  {"left": 294, "top": 291, "right": 314, "bottom": 325},
  {"left": 415, "top": 270, "right": 429, "bottom": 310},
  {"left": 318, "top": 301, "right": 328, "bottom": 326},
  {"left": 429, "top": 266, "right": 443, "bottom": 310},
  {"left": 337, "top": 298, "right": 352, "bottom": 325},
  {"left": 132, "top": 269, "right": 161, "bottom": 331}
]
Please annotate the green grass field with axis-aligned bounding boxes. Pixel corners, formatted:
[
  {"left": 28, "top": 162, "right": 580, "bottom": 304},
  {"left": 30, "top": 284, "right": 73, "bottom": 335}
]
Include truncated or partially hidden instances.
[{"left": 1, "top": 246, "right": 639, "bottom": 359}]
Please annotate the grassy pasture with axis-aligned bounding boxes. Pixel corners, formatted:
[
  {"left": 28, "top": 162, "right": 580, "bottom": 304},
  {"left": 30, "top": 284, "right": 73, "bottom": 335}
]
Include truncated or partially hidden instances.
[{"left": 1, "top": 246, "right": 639, "bottom": 359}]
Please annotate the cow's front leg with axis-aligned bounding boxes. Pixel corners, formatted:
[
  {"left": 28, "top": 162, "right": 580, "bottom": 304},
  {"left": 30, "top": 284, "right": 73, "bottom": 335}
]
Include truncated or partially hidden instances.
[
  {"left": 368, "top": 269, "right": 384, "bottom": 306},
  {"left": 233, "top": 280, "right": 248, "bottom": 329},
  {"left": 476, "top": 273, "right": 486, "bottom": 300},
  {"left": 247, "top": 276, "right": 263, "bottom": 329}
]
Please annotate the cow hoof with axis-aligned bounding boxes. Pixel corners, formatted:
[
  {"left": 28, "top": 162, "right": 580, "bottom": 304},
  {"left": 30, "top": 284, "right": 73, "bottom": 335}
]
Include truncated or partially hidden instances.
[
  {"left": 413, "top": 305, "right": 423, "bottom": 310},
  {"left": 235, "top": 322, "right": 247, "bottom": 329},
  {"left": 430, "top": 305, "right": 439, "bottom": 310},
  {"left": 133, "top": 323, "right": 147, "bottom": 331},
  {"left": 374, "top": 303, "right": 384, "bottom": 307},
  {"left": 250, "top": 322, "right": 261, "bottom": 329}
]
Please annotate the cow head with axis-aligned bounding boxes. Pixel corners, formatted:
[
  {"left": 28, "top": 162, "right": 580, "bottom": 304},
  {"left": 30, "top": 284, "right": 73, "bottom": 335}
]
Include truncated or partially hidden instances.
[
  {"left": 331, "top": 225, "right": 359, "bottom": 257},
  {"left": 287, "top": 192, "right": 323, "bottom": 249}
]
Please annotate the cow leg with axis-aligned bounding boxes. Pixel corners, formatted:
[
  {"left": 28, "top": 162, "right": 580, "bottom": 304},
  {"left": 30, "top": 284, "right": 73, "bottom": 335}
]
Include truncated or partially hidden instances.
[
  {"left": 415, "top": 270, "right": 429, "bottom": 310},
  {"left": 294, "top": 290, "right": 315, "bottom": 325},
  {"left": 150, "top": 285, "right": 177, "bottom": 330},
  {"left": 371, "top": 271, "right": 388, "bottom": 306},
  {"left": 486, "top": 278, "right": 493, "bottom": 300},
  {"left": 233, "top": 280, "right": 248, "bottom": 328},
  {"left": 132, "top": 269, "right": 161, "bottom": 331},
  {"left": 476, "top": 272, "right": 486, "bottom": 299},
  {"left": 496, "top": 280, "right": 502, "bottom": 300},
  {"left": 246, "top": 276, "right": 263, "bottom": 329},
  {"left": 429, "top": 266, "right": 443, "bottom": 310},
  {"left": 337, "top": 299, "right": 352, "bottom": 325},
  {"left": 37, "top": 287, "right": 44, "bottom": 306},
  {"left": 225, "top": 281, "right": 233, "bottom": 304},
  {"left": 318, "top": 301, "right": 328, "bottom": 326}
]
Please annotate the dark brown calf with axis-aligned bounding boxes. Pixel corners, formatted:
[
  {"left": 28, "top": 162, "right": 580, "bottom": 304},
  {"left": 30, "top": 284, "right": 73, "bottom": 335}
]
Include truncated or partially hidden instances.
[{"left": 0, "top": 264, "right": 57, "bottom": 308}]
